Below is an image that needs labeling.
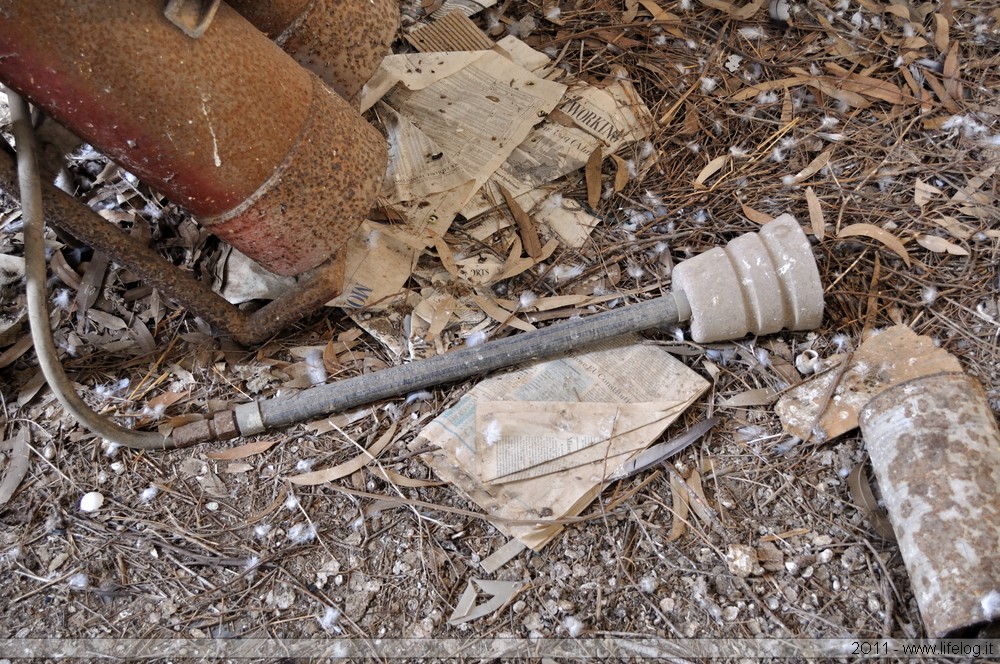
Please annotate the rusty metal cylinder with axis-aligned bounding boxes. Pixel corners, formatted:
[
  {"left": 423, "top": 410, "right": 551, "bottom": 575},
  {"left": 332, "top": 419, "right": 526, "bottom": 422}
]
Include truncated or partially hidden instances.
[
  {"left": 858, "top": 372, "right": 1000, "bottom": 638},
  {"left": 227, "top": 0, "right": 398, "bottom": 102},
  {"left": 0, "top": 0, "right": 386, "bottom": 276}
]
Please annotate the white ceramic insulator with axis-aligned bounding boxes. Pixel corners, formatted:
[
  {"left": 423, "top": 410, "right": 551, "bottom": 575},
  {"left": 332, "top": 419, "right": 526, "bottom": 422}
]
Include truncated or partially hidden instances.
[{"left": 671, "top": 214, "right": 823, "bottom": 343}]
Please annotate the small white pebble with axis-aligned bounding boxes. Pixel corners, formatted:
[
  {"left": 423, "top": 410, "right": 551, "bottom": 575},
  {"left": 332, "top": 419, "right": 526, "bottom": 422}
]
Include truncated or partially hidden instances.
[
  {"left": 639, "top": 575, "right": 659, "bottom": 593},
  {"left": 205, "top": 501, "right": 219, "bottom": 511},
  {"left": 80, "top": 491, "right": 104, "bottom": 513}
]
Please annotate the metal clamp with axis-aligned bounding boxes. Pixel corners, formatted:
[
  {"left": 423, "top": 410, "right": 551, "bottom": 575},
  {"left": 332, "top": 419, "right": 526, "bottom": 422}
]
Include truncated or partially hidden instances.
[{"left": 163, "top": 0, "right": 222, "bottom": 38}]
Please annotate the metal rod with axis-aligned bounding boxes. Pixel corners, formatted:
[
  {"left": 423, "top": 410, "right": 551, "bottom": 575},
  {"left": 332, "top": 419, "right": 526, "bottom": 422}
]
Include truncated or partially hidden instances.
[{"left": 241, "top": 294, "right": 685, "bottom": 432}]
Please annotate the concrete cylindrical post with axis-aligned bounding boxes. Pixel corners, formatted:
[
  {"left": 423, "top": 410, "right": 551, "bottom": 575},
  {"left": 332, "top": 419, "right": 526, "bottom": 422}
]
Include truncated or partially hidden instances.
[{"left": 859, "top": 372, "right": 1000, "bottom": 637}]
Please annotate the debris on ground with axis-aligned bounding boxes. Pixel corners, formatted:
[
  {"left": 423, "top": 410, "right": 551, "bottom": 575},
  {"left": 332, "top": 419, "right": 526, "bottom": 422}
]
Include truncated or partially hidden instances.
[
  {"left": 2, "top": 0, "right": 1000, "bottom": 649},
  {"left": 413, "top": 335, "right": 708, "bottom": 550},
  {"left": 776, "top": 324, "right": 963, "bottom": 442}
]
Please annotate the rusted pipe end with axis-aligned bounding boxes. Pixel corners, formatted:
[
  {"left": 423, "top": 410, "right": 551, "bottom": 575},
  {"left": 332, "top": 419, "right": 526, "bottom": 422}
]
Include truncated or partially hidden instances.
[
  {"left": 859, "top": 372, "right": 1000, "bottom": 638},
  {"left": 201, "top": 77, "right": 387, "bottom": 276}
]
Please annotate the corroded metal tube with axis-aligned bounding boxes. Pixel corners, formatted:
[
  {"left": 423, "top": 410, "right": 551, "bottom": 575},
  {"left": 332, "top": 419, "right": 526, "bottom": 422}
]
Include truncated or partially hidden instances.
[
  {"left": 0, "top": 0, "right": 386, "bottom": 275},
  {"left": 0, "top": 150, "right": 345, "bottom": 346},
  {"left": 228, "top": 0, "right": 398, "bottom": 102},
  {"left": 859, "top": 372, "right": 1000, "bottom": 637}
]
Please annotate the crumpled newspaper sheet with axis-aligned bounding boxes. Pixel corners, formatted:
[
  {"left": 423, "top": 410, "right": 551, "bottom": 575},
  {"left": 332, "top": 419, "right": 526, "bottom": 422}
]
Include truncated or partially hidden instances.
[
  {"left": 411, "top": 335, "right": 709, "bottom": 551},
  {"left": 215, "top": 37, "right": 652, "bottom": 314}
]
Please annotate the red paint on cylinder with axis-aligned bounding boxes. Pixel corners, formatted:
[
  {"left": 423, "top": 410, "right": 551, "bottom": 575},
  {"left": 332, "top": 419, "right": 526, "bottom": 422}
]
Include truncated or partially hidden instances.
[{"left": 0, "top": 0, "right": 387, "bottom": 275}]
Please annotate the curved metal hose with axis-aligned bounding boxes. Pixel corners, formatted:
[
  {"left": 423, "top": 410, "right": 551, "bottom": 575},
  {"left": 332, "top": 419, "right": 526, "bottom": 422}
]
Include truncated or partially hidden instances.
[{"left": 9, "top": 89, "right": 174, "bottom": 450}]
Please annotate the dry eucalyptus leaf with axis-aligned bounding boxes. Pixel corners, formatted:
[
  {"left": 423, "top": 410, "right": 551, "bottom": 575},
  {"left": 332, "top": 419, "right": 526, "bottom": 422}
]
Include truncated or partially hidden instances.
[
  {"left": 741, "top": 202, "right": 774, "bottom": 224},
  {"left": 838, "top": 223, "right": 912, "bottom": 267},
  {"left": 789, "top": 147, "right": 833, "bottom": 184},
  {"left": 289, "top": 423, "right": 398, "bottom": 485},
  {"left": 0, "top": 428, "right": 29, "bottom": 506},
  {"left": 694, "top": 154, "right": 728, "bottom": 188},
  {"left": 805, "top": 186, "right": 825, "bottom": 240},
  {"left": 916, "top": 234, "right": 969, "bottom": 256},
  {"left": 914, "top": 179, "right": 942, "bottom": 208},
  {"left": 611, "top": 154, "right": 630, "bottom": 192}
]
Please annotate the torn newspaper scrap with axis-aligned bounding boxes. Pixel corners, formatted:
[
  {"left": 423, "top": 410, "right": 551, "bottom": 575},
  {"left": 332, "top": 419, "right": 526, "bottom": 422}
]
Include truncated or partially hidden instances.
[
  {"left": 412, "top": 335, "right": 709, "bottom": 551},
  {"left": 775, "top": 325, "right": 962, "bottom": 441}
]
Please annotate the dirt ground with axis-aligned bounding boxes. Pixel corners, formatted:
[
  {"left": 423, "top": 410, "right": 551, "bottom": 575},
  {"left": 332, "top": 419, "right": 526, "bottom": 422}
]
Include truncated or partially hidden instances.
[{"left": 2, "top": 0, "right": 999, "bottom": 661}]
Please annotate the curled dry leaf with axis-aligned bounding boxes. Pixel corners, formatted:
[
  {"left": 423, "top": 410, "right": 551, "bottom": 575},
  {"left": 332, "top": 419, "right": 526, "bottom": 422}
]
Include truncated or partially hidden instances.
[
  {"left": 694, "top": 154, "right": 728, "bottom": 189},
  {"left": 700, "top": 0, "right": 767, "bottom": 20},
  {"left": 789, "top": 147, "right": 833, "bottom": 185},
  {"left": 0, "top": 428, "right": 29, "bottom": 506},
  {"left": 667, "top": 472, "right": 689, "bottom": 541},
  {"left": 499, "top": 185, "right": 543, "bottom": 259},
  {"left": 838, "top": 223, "right": 912, "bottom": 267},
  {"left": 610, "top": 154, "right": 630, "bottom": 192},
  {"left": 289, "top": 423, "right": 398, "bottom": 485}
]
